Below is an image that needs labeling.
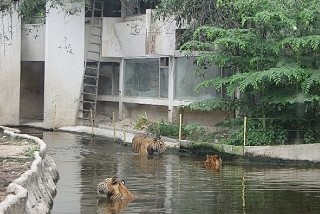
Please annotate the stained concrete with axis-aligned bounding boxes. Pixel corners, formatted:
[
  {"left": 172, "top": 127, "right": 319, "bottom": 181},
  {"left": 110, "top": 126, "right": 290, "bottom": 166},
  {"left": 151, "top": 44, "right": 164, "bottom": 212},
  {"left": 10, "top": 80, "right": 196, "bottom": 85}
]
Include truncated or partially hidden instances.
[{"left": 0, "top": 126, "right": 59, "bottom": 214}]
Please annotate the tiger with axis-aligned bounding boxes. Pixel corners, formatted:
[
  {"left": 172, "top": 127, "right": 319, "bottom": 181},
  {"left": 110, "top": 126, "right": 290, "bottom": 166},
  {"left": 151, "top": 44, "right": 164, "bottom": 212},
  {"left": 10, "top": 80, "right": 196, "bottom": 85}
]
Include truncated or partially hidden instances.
[
  {"left": 97, "top": 197, "right": 134, "bottom": 214},
  {"left": 204, "top": 154, "right": 222, "bottom": 171},
  {"left": 131, "top": 133, "right": 167, "bottom": 155},
  {"left": 97, "top": 176, "right": 136, "bottom": 200}
]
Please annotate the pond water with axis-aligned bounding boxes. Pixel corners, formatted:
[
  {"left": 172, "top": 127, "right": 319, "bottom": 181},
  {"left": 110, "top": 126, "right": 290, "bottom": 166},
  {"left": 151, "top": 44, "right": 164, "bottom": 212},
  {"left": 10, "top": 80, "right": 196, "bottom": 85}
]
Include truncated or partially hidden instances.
[{"left": 20, "top": 129, "right": 320, "bottom": 214}]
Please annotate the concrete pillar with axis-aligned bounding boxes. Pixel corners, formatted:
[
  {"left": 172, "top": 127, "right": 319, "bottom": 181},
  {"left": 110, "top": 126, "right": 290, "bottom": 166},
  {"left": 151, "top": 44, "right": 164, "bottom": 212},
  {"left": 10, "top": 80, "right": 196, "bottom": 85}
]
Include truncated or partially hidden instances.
[
  {"left": 168, "top": 56, "right": 174, "bottom": 122},
  {"left": 118, "top": 58, "right": 124, "bottom": 119},
  {"left": 0, "top": 6, "right": 21, "bottom": 125},
  {"left": 44, "top": 1, "right": 85, "bottom": 128}
]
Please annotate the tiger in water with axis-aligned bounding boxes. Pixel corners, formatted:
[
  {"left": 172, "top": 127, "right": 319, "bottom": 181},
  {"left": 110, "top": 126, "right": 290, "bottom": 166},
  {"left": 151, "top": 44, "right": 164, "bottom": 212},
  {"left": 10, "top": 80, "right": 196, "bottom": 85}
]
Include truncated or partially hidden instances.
[
  {"left": 97, "top": 176, "right": 136, "bottom": 200},
  {"left": 204, "top": 154, "right": 222, "bottom": 171},
  {"left": 131, "top": 133, "right": 167, "bottom": 155}
]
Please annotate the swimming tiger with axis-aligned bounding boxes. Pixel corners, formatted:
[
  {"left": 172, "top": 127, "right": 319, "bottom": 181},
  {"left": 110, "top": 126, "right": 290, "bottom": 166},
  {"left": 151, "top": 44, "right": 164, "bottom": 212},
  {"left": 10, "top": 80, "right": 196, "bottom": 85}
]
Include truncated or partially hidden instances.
[
  {"left": 97, "top": 196, "right": 133, "bottom": 214},
  {"left": 131, "top": 133, "right": 167, "bottom": 155},
  {"left": 97, "top": 176, "right": 136, "bottom": 200},
  {"left": 204, "top": 154, "right": 222, "bottom": 171}
]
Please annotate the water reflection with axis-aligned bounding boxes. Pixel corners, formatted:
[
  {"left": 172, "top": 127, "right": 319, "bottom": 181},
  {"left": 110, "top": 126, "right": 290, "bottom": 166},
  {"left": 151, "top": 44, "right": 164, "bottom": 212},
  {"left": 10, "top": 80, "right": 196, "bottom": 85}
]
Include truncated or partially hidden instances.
[
  {"left": 97, "top": 197, "right": 135, "bottom": 214},
  {"left": 19, "top": 130, "right": 320, "bottom": 214}
]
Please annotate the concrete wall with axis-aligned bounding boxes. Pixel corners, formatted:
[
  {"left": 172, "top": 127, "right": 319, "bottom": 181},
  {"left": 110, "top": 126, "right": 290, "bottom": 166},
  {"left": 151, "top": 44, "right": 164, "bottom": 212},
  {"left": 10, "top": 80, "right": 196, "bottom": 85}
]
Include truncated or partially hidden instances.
[
  {"left": 44, "top": 1, "right": 85, "bottom": 128},
  {"left": 109, "top": 10, "right": 176, "bottom": 58},
  {"left": 21, "top": 23, "right": 45, "bottom": 61},
  {"left": 0, "top": 126, "right": 59, "bottom": 214},
  {"left": 181, "top": 110, "right": 231, "bottom": 127},
  {"left": 0, "top": 7, "right": 21, "bottom": 126},
  {"left": 101, "top": 18, "right": 123, "bottom": 57},
  {"left": 146, "top": 10, "right": 176, "bottom": 56},
  {"left": 113, "top": 15, "right": 146, "bottom": 57},
  {"left": 123, "top": 103, "right": 168, "bottom": 121}
]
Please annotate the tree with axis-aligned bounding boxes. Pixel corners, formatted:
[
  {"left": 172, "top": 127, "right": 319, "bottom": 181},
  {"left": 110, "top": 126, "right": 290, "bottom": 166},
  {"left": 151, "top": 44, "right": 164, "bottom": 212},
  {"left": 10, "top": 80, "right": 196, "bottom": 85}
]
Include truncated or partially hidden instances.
[{"left": 157, "top": 0, "right": 320, "bottom": 145}]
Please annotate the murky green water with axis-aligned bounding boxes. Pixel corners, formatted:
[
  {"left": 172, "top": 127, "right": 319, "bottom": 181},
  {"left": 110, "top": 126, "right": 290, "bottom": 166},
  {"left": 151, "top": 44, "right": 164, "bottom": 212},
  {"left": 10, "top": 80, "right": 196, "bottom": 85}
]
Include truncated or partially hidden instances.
[{"left": 20, "top": 129, "right": 320, "bottom": 214}]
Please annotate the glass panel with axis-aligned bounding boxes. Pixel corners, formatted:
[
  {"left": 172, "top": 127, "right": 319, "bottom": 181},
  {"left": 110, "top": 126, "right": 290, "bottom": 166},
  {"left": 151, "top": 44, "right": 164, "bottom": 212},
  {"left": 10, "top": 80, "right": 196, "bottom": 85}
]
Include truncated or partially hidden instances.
[
  {"left": 160, "top": 68, "right": 168, "bottom": 98},
  {"left": 124, "top": 58, "right": 159, "bottom": 97},
  {"left": 98, "top": 62, "right": 120, "bottom": 96},
  {"left": 174, "top": 57, "right": 220, "bottom": 100}
]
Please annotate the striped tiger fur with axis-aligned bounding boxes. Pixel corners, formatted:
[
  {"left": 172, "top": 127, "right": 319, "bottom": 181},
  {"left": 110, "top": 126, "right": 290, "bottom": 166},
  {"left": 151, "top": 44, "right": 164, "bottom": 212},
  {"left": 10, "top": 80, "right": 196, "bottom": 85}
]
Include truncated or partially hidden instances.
[
  {"left": 131, "top": 133, "right": 167, "bottom": 155},
  {"left": 97, "top": 176, "right": 136, "bottom": 200},
  {"left": 204, "top": 154, "right": 222, "bottom": 171}
]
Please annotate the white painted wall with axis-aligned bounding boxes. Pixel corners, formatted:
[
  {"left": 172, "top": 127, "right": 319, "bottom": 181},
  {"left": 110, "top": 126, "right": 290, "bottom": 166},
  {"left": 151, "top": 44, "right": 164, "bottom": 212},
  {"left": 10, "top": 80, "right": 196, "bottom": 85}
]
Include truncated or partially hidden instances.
[
  {"left": 113, "top": 15, "right": 147, "bottom": 57},
  {"left": 44, "top": 1, "right": 85, "bottom": 128},
  {"left": 107, "top": 10, "right": 176, "bottom": 58},
  {"left": 21, "top": 23, "right": 45, "bottom": 61},
  {"left": 150, "top": 11, "right": 176, "bottom": 56},
  {"left": 0, "top": 8, "right": 21, "bottom": 125},
  {"left": 101, "top": 17, "right": 123, "bottom": 57}
]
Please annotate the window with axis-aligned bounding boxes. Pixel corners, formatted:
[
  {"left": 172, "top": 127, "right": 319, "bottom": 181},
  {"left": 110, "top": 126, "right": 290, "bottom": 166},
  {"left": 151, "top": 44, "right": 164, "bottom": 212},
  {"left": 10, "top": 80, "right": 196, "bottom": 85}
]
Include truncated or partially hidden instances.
[
  {"left": 124, "top": 58, "right": 168, "bottom": 98},
  {"left": 98, "top": 62, "right": 120, "bottom": 96},
  {"left": 174, "top": 57, "right": 220, "bottom": 100}
]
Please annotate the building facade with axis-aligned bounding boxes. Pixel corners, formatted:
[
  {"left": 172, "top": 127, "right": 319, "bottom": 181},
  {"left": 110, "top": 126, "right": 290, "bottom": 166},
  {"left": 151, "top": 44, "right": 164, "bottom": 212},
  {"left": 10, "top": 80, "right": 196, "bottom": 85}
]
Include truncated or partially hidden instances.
[{"left": 0, "top": 0, "right": 229, "bottom": 129}]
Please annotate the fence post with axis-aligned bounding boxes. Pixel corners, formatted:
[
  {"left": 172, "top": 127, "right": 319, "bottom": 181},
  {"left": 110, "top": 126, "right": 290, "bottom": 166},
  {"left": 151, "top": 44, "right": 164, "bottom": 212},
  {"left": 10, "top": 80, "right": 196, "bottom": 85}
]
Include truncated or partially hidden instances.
[
  {"left": 90, "top": 108, "right": 94, "bottom": 136},
  {"left": 113, "top": 112, "right": 116, "bottom": 141},
  {"left": 123, "top": 126, "right": 127, "bottom": 144},
  {"left": 243, "top": 116, "right": 247, "bottom": 155},
  {"left": 179, "top": 114, "right": 182, "bottom": 147}
]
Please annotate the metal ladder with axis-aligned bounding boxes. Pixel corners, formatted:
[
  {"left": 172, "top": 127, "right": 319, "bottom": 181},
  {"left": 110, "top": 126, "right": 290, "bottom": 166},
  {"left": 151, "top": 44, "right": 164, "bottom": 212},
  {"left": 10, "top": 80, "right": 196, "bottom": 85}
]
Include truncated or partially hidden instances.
[{"left": 78, "top": 0, "right": 104, "bottom": 122}]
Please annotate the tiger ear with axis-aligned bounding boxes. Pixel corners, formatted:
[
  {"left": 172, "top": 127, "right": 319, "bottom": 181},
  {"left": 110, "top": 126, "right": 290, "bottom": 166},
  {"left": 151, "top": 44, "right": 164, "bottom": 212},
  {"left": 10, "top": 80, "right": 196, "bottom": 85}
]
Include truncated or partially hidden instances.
[
  {"left": 121, "top": 180, "right": 126, "bottom": 185},
  {"left": 112, "top": 176, "right": 120, "bottom": 184}
]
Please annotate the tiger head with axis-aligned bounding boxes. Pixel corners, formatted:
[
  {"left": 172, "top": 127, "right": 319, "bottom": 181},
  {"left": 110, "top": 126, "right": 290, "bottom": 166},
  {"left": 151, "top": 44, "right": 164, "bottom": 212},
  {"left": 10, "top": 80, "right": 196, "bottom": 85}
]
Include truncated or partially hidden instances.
[
  {"left": 204, "top": 154, "right": 222, "bottom": 171},
  {"left": 147, "top": 136, "right": 167, "bottom": 155},
  {"left": 97, "top": 176, "right": 136, "bottom": 200}
]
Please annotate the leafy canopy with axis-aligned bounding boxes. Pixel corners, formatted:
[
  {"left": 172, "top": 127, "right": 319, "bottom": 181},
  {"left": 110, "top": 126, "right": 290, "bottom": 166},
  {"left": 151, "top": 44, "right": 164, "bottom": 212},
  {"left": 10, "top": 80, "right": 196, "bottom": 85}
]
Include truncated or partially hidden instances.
[{"left": 157, "top": 0, "right": 320, "bottom": 144}]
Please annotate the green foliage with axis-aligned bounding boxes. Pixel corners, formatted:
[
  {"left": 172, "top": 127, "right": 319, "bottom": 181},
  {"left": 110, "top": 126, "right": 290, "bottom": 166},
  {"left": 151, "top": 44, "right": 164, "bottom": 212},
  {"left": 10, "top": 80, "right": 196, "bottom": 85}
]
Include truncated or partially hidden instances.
[
  {"left": 25, "top": 145, "right": 40, "bottom": 158},
  {"left": 146, "top": 120, "right": 211, "bottom": 141},
  {"left": 0, "top": 0, "right": 90, "bottom": 18},
  {"left": 19, "top": 0, "right": 46, "bottom": 19},
  {"left": 134, "top": 114, "right": 149, "bottom": 130},
  {"left": 157, "top": 0, "right": 320, "bottom": 145}
]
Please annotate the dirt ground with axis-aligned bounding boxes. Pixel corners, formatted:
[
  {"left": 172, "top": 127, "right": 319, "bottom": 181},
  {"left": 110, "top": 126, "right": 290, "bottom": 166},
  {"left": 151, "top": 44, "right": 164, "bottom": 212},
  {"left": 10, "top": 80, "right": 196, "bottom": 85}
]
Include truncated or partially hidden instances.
[{"left": 0, "top": 135, "right": 35, "bottom": 202}]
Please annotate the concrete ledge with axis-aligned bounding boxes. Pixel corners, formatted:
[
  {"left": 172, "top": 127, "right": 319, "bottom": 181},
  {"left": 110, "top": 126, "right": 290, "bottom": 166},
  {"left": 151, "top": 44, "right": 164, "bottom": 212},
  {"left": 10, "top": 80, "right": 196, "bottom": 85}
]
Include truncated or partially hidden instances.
[
  {"left": 182, "top": 141, "right": 320, "bottom": 164},
  {"left": 0, "top": 126, "right": 59, "bottom": 214},
  {"left": 58, "top": 125, "right": 180, "bottom": 148}
]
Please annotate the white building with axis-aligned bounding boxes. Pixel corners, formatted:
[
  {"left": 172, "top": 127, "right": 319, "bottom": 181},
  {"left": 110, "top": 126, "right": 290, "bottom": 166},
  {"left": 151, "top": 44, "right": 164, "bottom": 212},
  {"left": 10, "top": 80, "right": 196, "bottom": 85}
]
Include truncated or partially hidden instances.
[{"left": 0, "top": 0, "right": 229, "bottom": 129}]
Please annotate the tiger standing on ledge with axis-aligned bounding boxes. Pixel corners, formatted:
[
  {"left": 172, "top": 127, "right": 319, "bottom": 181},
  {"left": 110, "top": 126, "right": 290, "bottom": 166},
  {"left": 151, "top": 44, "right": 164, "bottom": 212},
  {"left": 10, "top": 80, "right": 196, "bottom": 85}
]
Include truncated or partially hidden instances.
[{"left": 132, "top": 133, "right": 167, "bottom": 155}]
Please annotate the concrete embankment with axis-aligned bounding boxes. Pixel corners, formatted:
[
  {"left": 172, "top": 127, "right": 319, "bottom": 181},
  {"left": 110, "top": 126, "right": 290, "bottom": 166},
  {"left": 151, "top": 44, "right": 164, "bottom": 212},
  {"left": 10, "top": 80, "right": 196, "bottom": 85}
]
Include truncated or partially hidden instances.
[
  {"left": 0, "top": 126, "right": 59, "bottom": 214},
  {"left": 59, "top": 125, "right": 320, "bottom": 165}
]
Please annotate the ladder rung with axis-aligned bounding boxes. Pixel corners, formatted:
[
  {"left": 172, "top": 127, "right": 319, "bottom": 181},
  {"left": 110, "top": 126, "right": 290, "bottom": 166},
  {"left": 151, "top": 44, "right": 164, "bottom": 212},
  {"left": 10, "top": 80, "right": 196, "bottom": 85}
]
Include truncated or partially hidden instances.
[
  {"left": 79, "top": 117, "right": 90, "bottom": 120},
  {"left": 92, "top": 25, "right": 102, "bottom": 29},
  {"left": 90, "top": 33, "right": 101, "bottom": 37},
  {"left": 89, "top": 42, "right": 101, "bottom": 46},
  {"left": 94, "top": 8, "right": 103, "bottom": 12},
  {"left": 85, "top": 66, "right": 98, "bottom": 70},
  {"left": 84, "top": 83, "right": 97, "bottom": 87},
  {"left": 82, "top": 92, "right": 97, "bottom": 96},
  {"left": 88, "top": 50, "right": 100, "bottom": 54},
  {"left": 84, "top": 75, "right": 98, "bottom": 79},
  {"left": 81, "top": 100, "right": 95, "bottom": 104},
  {"left": 86, "top": 59, "right": 99, "bottom": 63},
  {"left": 92, "top": 17, "right": 102, "bottom": 19}
]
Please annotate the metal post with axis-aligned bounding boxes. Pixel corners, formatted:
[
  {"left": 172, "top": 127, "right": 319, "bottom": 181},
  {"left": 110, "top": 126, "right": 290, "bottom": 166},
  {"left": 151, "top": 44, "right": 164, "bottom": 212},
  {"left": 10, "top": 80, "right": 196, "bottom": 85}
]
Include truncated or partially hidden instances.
[{"left": 243, "top": 116, "right": 247, "bottom": 155}]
